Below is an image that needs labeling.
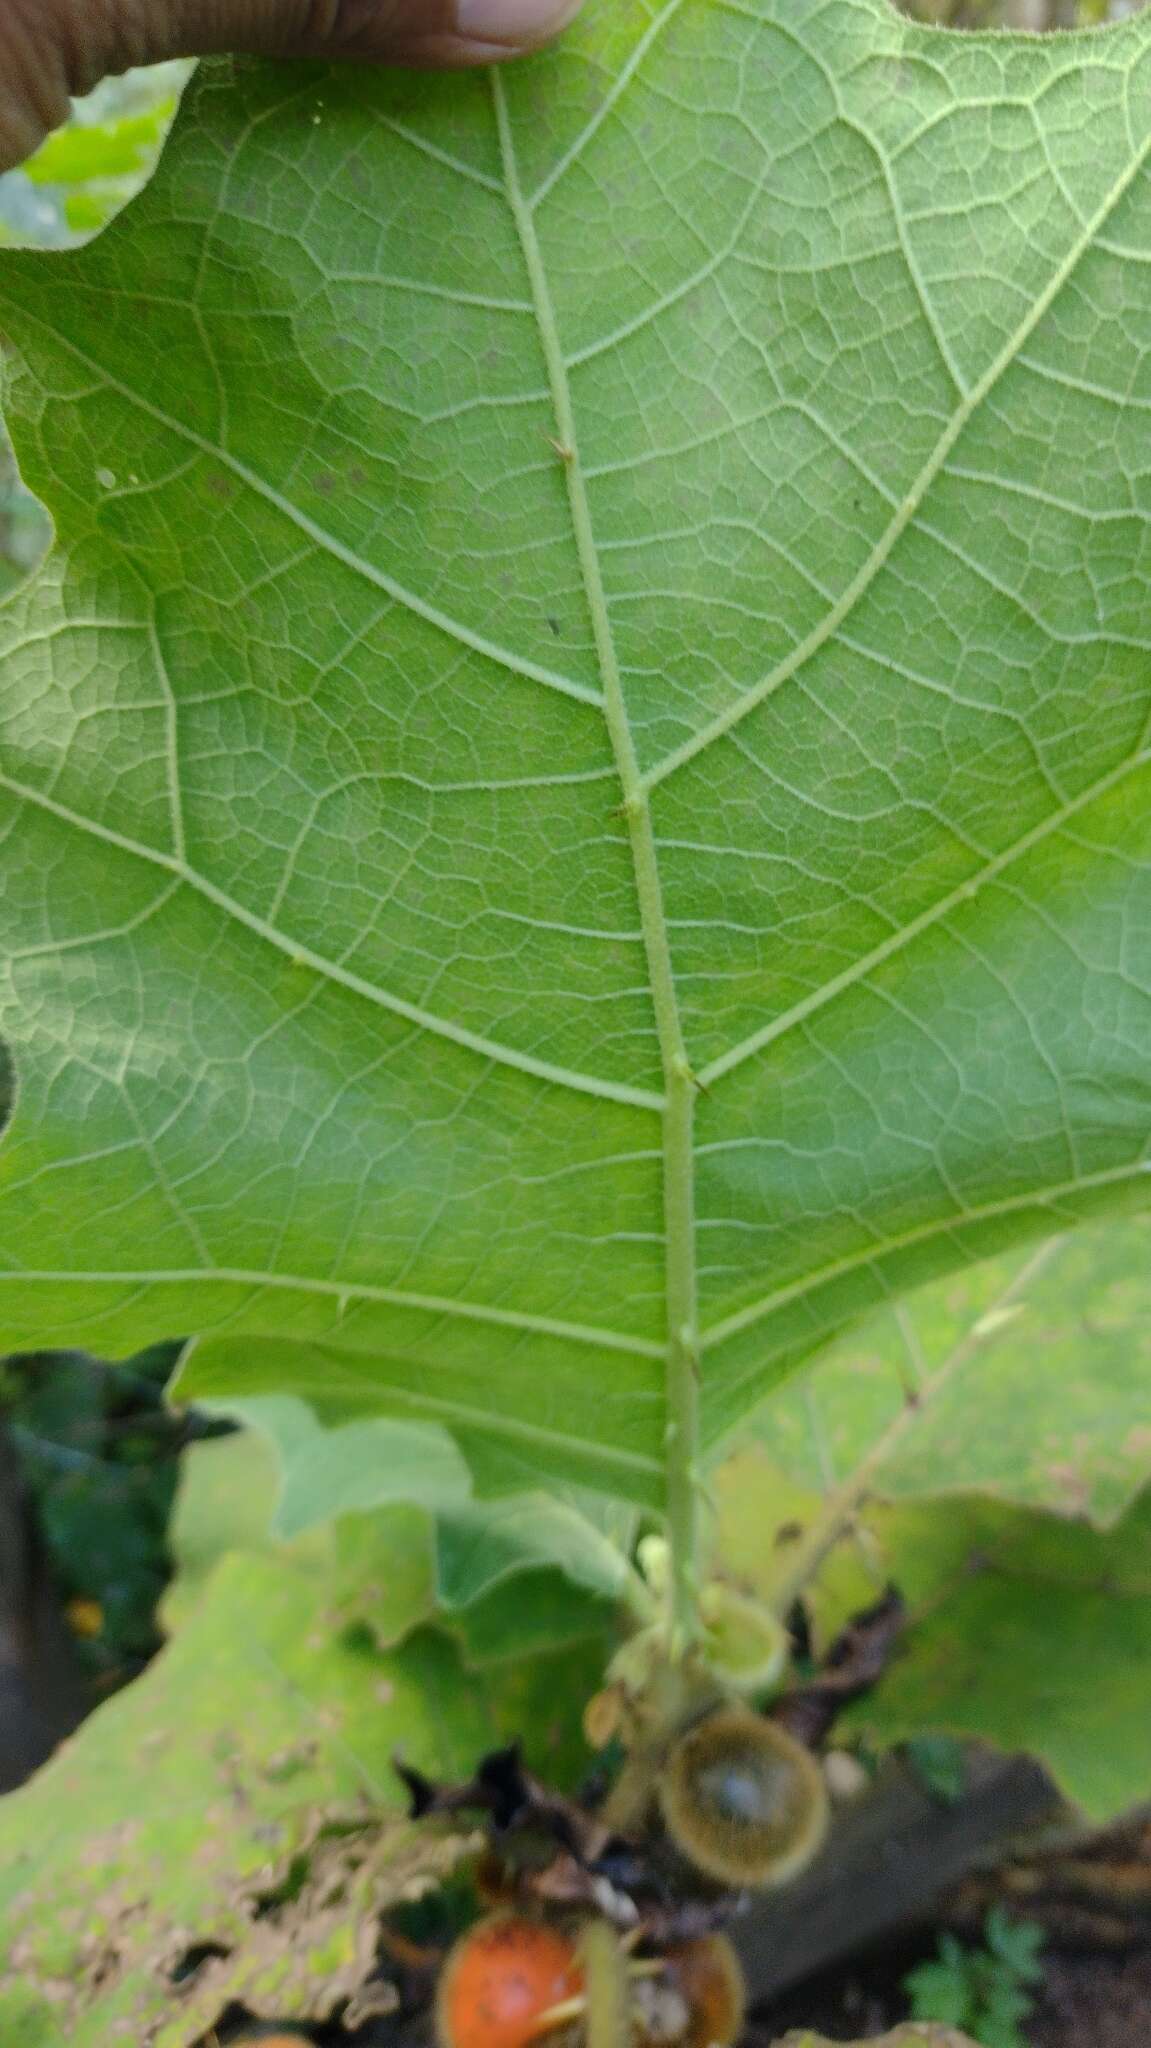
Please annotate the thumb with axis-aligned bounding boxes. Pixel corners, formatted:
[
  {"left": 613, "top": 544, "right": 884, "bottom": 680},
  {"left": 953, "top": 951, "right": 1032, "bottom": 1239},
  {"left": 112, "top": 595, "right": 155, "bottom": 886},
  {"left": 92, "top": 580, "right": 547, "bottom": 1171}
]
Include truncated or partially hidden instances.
[
  {"left": 0, "top": 0, "right": 582, "bottom": 171},
  {"left": 154, "top": 0, "right": 584, "bottom": 66}
]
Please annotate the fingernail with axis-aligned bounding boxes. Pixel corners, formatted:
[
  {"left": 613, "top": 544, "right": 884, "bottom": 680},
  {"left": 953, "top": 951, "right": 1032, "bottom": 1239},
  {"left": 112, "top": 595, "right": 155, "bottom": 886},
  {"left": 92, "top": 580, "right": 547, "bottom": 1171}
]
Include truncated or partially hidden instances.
[{"left": 456, "top": 0, "right": 582, "bottom": 46}]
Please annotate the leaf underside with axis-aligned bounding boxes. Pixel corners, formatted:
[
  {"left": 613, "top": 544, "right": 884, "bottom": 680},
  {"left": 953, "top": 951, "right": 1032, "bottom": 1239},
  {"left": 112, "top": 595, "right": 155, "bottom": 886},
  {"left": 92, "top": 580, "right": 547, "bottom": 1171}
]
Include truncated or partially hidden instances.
[{"left": 2, "top": 0, "right": 1151, "bottom": 1507}]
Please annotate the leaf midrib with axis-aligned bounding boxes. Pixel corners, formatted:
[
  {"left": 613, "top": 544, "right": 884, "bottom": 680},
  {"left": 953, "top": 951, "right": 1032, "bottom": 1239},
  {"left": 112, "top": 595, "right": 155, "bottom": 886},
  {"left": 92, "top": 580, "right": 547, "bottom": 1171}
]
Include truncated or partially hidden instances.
[
  {"left": 2, "top": 13, "right": 1150, "bottom": 1482},
  {"left": 490, "top": 71, "right": 703, "bottom": 1614}
]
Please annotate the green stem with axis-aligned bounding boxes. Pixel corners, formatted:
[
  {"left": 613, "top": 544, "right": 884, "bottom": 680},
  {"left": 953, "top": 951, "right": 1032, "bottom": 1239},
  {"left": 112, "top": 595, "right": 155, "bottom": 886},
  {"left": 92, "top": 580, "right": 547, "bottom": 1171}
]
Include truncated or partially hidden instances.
[
  {"left": 492, "top": 73, "right": 702, "bottom": 1649},
  {"left": 620, "top": 1558, "right": 660, "bottom": 1627},
  {"left": 662, "top": 1066, "right": 701, "bottom": 1646}
]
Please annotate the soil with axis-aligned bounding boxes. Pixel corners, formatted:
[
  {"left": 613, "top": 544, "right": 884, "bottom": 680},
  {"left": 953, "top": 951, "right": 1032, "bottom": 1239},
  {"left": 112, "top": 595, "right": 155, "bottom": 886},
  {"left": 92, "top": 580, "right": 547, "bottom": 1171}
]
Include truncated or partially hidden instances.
[
  {"left": 750, "top": 1937, "right": 1151, "bottom": 2047},
  {"left": 1029, "top": 1949, "right": 1151, "bottom": 2047}
]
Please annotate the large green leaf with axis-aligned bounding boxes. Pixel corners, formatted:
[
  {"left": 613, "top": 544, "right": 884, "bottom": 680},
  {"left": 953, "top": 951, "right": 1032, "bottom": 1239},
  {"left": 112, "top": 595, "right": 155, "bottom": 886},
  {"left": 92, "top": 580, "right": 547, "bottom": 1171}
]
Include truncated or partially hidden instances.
[{"left": 3, "top": 0, "right": 1151, "bottom": 1518}]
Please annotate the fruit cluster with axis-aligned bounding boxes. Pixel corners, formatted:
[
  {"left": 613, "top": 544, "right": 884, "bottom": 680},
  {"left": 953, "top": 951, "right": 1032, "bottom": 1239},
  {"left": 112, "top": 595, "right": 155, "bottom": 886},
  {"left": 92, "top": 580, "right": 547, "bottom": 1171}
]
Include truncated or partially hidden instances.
[{"left": 436, "top": 1913, "right": 745, "bottom": 2048}]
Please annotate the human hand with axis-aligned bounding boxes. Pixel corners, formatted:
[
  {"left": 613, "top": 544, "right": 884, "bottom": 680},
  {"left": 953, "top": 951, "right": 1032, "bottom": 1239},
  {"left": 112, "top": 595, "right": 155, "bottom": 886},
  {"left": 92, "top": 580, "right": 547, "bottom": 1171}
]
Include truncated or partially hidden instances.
[{"left": 0, "top": 0, "right": 582, "bottom": 172}]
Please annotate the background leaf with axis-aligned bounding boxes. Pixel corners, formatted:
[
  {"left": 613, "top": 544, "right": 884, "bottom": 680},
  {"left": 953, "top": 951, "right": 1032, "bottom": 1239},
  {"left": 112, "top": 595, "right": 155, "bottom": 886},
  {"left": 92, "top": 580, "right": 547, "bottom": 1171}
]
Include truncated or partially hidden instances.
[
  {"left": 3, "top": 0, "right": 1151, "bottom": 1519},
  {"left": 738, "top": 1215, "right": 1151, "bottom": 1529},
  {"left": 851, "top": 1482, "right": 1151, "bottom": 1820},
  {"left": 0, "top": 1522, "right": 604, "bottom": 2044},
  {"left": 3, "top": 1344, "right": 189, "bottom": 1683},
  {"left": 0, "top": 1547, "right": 488, "bottom": 2043},
  {"left": 0, "top": 64, "right": 187, "bottom": 250},
  {"left": 204, "top": 1392, "right": 473, "bottom": 1535},
  {"left": 710, "top": 1215, "right": 1151, "bottom": 1815},
  {"left": 165, "top": 1419, "right": 621, "bottom": 1660}
]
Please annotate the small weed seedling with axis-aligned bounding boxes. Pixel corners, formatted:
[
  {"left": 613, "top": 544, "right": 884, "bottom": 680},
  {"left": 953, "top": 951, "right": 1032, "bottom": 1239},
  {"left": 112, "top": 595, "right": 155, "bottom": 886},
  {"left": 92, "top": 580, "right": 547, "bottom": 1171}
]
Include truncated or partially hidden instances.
[{"left": 904, "top": 1907, "right": 1045, "bottom": 2048}]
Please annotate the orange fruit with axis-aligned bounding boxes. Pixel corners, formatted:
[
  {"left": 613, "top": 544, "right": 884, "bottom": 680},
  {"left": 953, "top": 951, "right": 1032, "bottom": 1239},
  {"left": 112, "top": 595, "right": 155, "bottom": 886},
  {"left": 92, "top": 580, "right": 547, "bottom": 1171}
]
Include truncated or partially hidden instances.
[
  {"left": 436, "top": 1913, "right": 582, "bottom": 2048},
  {"left": 666, "top": 1936, "right": 746, "bottom": 2048}
]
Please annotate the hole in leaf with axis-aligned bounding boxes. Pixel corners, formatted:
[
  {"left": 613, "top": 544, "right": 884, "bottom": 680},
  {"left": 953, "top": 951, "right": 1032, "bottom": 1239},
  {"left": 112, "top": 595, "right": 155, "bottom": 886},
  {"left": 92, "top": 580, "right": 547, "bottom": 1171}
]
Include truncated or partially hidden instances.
[
  {"left": 253, "top": 1852, "right": 312, "bottom": 1915},
  {"left": 171, "top": 1940, "right": 231, "bottom": 1983}
]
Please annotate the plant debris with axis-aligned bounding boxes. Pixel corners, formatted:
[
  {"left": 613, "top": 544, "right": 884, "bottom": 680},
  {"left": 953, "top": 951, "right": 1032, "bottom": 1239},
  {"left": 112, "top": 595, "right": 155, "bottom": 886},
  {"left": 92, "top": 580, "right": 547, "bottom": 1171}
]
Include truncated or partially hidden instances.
[{"left": 773, "top": 1589, "right": 907, "bottom": 1751}]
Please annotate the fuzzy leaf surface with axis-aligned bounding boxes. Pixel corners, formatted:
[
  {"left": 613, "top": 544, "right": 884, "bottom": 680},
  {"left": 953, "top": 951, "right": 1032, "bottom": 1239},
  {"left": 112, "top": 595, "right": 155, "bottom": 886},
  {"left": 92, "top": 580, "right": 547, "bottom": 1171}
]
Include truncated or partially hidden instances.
[{"left": 3, "top": 0, "right": 1151, "bottom": 1506}]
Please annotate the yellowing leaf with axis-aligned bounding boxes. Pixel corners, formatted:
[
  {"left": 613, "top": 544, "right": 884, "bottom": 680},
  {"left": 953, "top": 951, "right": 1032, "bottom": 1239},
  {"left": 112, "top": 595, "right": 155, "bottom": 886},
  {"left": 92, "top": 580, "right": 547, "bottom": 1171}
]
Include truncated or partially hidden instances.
[{"left": 0, "top": 1549, "right": 490, "bottom": 2044}]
